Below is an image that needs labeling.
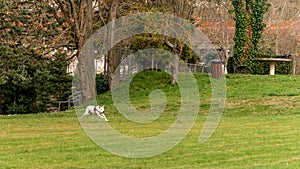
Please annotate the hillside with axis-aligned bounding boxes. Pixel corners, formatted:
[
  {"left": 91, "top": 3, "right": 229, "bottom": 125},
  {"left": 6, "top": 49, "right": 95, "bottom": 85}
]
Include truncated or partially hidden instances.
[
  {"left": 96, "top": 71, "right": 300, "bottom": 116},
  {"left": 1, "top": 73, "right": 300, "bottom": 168}
]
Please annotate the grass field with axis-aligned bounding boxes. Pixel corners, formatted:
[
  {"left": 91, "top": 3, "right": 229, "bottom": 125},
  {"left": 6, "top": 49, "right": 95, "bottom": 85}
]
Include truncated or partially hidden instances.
[{"left": 0, "top": 73, "right": 299, "bottom": 168}]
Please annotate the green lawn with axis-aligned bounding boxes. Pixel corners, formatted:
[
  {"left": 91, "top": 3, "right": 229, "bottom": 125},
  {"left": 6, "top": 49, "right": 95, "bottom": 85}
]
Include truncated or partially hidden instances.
[{"left": 0, "top": 73, "right": 299, "bottom": 168}]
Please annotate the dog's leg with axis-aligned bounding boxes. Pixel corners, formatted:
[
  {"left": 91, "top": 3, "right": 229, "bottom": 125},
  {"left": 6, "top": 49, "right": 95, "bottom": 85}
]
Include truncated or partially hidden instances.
[
  {"left": 101, "top": 113, "right": 109, "bottom": 121},
  {"left": 80, "top": 108, "right": 89, "bottom": 118},
  {"left": 96, "top": 111, "right": 108, "bottom": 121}
]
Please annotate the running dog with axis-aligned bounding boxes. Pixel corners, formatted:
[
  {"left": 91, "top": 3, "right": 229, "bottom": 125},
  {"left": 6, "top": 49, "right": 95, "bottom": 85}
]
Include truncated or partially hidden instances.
[{"left": 81, "top": 105, "right": 108, "bottom": 121}]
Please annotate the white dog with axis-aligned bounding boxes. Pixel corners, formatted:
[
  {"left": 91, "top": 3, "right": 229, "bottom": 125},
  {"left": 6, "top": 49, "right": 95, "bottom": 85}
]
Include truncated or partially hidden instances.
[{"left": 81, "top": 105, "right": 108, "bottom": 121}]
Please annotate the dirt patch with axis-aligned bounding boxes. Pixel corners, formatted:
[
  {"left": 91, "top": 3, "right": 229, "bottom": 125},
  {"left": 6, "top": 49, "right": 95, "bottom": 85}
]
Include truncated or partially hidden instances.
[{"left": 226, "top": 96, "right": 300, "bottom": 110}]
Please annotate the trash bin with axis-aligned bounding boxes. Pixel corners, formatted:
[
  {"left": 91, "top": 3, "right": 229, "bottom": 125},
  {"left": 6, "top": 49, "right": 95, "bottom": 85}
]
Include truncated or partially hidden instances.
[{"left": 211, "top": 60, "right": 223, "bottom": 78}]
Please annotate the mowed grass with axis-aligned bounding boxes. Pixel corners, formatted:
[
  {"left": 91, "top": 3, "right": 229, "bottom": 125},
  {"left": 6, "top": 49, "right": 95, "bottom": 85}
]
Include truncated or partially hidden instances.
[{"left": 0, "top": 72, "right": 299, "bottom": 168}]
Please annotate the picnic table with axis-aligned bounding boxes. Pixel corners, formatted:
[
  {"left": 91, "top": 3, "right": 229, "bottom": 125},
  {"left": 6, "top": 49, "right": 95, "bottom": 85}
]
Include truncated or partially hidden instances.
[{"left": 255, "top": 58, "right": 292, "bottom": 75}]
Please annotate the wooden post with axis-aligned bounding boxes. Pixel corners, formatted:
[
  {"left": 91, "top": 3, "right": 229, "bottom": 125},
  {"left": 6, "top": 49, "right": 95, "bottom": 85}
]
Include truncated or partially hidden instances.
[
  {"left": 269, "top": 62, "right": 275, "bottom": 75},
  {"left": 172, "top": 54, "right": 179, "bottom": 84},
  {"left": 292, "top": 57, "right": 296, "bottom": 75},
  {"left": 151, "top": 55, "right": 155, "bottom": 71}
]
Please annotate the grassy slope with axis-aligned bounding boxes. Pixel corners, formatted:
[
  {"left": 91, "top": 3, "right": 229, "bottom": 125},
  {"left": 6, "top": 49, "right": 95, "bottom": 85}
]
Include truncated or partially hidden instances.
[{"left": 0, "top": 72, "right": 299, "bottom": 169}]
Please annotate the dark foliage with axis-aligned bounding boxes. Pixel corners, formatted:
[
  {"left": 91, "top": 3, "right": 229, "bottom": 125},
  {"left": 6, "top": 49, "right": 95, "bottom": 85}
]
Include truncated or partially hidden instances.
[
  {"left": 0, "top": 46, "right": 72, "bottom": 114},
  {"left": 96, "top": 74, "right": 109, "bottom": 95},
  {"left": 227, "top": 53, "right": 292, "bottom": 74}
]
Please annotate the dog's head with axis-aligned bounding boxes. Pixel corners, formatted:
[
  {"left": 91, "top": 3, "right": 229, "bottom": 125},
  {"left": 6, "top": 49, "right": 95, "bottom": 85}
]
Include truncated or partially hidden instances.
[{"left": 96, "top": 105, "right": 105, "bottom": 113}]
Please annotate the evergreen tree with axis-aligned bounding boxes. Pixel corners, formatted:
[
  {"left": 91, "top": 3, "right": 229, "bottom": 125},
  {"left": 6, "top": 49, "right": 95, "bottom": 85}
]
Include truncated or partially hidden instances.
[
  {"left": 0, "top": 46, "right": 71, "bottom": 114},
  {"left": 0, "top": 0, "right": 72, "bottom": 114}
]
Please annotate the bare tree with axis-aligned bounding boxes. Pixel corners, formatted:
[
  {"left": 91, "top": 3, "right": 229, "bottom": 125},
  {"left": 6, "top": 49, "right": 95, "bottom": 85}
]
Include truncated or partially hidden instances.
[
  {"left": 262, "top": 0, "right": 300, "bottom": 56},
  {"left": 195, "top": 0, "right": 235, "bottom": 72},
  {"left": 148, "top": 0, "right": 197, "bottom": 84},
  {"left": 107, "top": 0, "right": 119, "bottom": 90},
  {"left": 54, "top": 0, "right": 96, "bottom": 102}
]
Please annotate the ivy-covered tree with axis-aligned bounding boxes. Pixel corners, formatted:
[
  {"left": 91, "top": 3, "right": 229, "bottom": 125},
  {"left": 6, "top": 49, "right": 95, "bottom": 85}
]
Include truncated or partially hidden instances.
[{"left": 231, "top": 0, "right": 269, "bottom": 72}]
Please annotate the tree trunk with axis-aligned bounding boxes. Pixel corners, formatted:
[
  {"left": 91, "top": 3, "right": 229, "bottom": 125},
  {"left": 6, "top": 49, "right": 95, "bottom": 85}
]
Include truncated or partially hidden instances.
[
  {"left": 76, "top": 0, "right": 95, "bottom": 102},
  {"left": 107, "top": 0, "right": 119, "bottom": 90},
  {"left": 77, "top": 51, "right": 95, "bottom": 102},
  {"left": 172, "top": 53, "right": 179, "bottom": 84},
  {"left": 151, "top": 54, "right": 155, "bottom": 70}
]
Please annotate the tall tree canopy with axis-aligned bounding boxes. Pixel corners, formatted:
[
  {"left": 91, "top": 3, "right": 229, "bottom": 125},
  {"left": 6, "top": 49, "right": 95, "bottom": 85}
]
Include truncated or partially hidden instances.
[
  {"left": 54, "top": 0, "right": 198, "bottom": 96},
  {"left": 0, "top": 0, "right": 71, "bottom": 114},
  {"left": 0, "top": 0, "right": 203, "bottom": 114}
]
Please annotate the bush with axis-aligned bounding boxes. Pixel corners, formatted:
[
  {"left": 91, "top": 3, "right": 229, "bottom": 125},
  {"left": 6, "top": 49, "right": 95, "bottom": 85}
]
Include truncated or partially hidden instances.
[
  {"left": 227, "top": 53, "right": 293, "bottom": 75},
  {"left": 250, "top": 54, "right": 292, "bottom": 75},
  {"left": 96, "top": 74, "right": 109, "bottom": 94},
  {"left": 0, "top": 46, "right": 72, "bottom": 114}
]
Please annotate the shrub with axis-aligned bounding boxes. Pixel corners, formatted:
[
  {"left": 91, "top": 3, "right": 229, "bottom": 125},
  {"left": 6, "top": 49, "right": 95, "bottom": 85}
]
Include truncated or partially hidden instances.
[
  {"left": 0, "top": 46, "right": 72, "bottom": 114},
  {"left": 96, "top": 74, "right": 109, "bottom": 94},
  {"left": 227, "top": 53, "right": 292, "bottom": 75},
  {"left": 251, "top": 54, "right": 292, "bottom": 75}
]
